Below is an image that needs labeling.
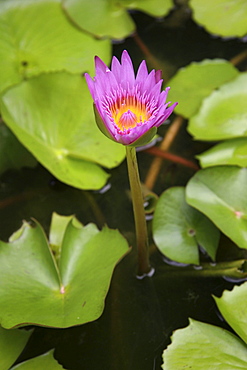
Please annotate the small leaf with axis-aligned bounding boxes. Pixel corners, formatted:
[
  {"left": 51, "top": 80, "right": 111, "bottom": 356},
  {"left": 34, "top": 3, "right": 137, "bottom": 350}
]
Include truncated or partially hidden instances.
[
  {"left": 0, "top": 72, "right": 125, "bottom": 190},
  {"left": 162, "top": 319, "right": 247, "bottom": 369},
  {"left": 11, "top": 350, "right": 64, "bottom": 369},
  {"left": 188, "top": 73, "right": 247, "bottom": 141},
  {"left": 0, "top": 326, "right": 32, "bottom": 370},
  {"left": 190, "top": 0, "right": 247, "bottom": 37},
  {"left": 153, "top": 187, "right": 220, "bottom": 265},
  {"left": 214, "top": 281, "right": 247, "bottom": 344},
  {"left": 0, "top": 123, "right": 36, "bottom": 175},
  {"left": 0, "top": 0, "right": 110, "bottom": 93},
  {"left": 186, "top": 166, "right": 247, "bottom": 249},
  {"left": 167, "top": 59, "right": 239, "bottom": 118},
  {"left": 0, "top": 217, "right": 129, "bottom": 328},
  {"left": 198, "top": 138, "right": 247, "bottom": 168}
]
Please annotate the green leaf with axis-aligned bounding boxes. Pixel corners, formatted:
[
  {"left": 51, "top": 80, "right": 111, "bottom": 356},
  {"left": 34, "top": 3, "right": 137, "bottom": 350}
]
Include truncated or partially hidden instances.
[
  {"left": 0, "top": 123, "right": 36, "bottom": 175},
  {"left": 190, "top": 0, "right": 247, "bottom": 37},
  {"left": 186, "top": 166, "right": 247, "bottom": 249},
  {"left": 62, "top": 0, "right": 173, "bottom": 39},
  {"left": 162, "top": 319, "right": 247, "bottom": 369},
  {"left": 0, "top": 216, "right": 129, "bottom": 328},
  {"left": 11, "top": 350, "right": 64, "bottom": 369},
  {"left": 188, "top": 73, "right": 247, "bottom": 141},
  {"left": 152, "top": 187, "right": 220, "bottom": 265},
  {"left": 198, "top": 138, "right": 247, "bottom": 168},
  {"left": 214, "top": 281, "right": 247, "bottom": 344},
  {"left": 0, "top": 326, "right": 32, "bottom": 370},
  {"left": 0, "top": 72, "right": 125, "bottom": 190},
  {"left": 0, "top": 0, "right": 110, "bottom": 93},
  {"left": 167, "top": 59, "right": 239, "bottom": 119}
]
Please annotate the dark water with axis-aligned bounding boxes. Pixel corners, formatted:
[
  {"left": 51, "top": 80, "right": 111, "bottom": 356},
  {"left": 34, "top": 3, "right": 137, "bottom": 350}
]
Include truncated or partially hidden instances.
[{"left": 1, "top": 4, "right": 247, "bottom": 370}]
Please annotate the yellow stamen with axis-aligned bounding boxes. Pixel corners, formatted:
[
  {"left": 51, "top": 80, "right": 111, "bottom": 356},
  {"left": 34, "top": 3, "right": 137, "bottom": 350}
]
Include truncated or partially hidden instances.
[{"left": 110, "top": 96, "right": 150, "bottom": 131}]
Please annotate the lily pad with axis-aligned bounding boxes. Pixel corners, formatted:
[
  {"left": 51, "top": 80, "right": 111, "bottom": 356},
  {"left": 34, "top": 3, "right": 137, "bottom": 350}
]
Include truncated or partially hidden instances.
[
  {"left": 186, "top": 166, "right": 247, "bottom": 249},
  {"left": 11, "top": 350, "right": 64, "bottom": 369},
  {"left": 162, "top": 319, "right": 247, "bottom": 369},
  {"left": 190, "top": 0, "right": 247, "bottom": 37},
  {"left": 0, "top": 123, "right": 36, "bottom": 175},
  {"left": 188, "top": 73, "right": 247, "bottom": 141},
  {"left": 62, "top": 0, "right": 173, "bottom": 39},
  {"left": 0, "top": 0, "right": 110, "bottom": 93},
  {"left": 215, "top": 281, "right": 247, "bottom": 344},
  {"left": 152, "top": 187, "right": 220, "bottom": 265},
  {"left": 198, "top": 138, "right": 247, "bottom": 168},
  {"left": 0, "top": 216, "right": 129, "bottom": 328},
  {"left": 0, "top": 72, "right": 125, "bottom": 190},
  {"left": 167, "top": 59, "right": 239, "bottom": 118},
  {"left": 0, "top": 326, "right": 32, "bottom": 370}
]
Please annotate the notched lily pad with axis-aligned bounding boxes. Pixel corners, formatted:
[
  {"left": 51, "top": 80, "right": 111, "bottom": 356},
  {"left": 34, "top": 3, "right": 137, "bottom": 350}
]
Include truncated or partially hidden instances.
[
  {"left": 0, "top": 0, "right": 110, "bottom": 93},
  {"left": 62, "top": 0, "right": 173, "bottom": 39},
  {"left": 0, "top": 72, "right": 125, "bottom": 190},
  {"left": 190, "top": 0, "right": 247, "bottom": 37},
  {"left": 11, "top": 350, "right": 64, "bottom": 370},
  {"left": 152, "top": 187, "right": 220, "bottom": 265},
  {"left": 162, "top": 318, "right": 247, "bottom": 369},
  {"left": 0, "top": 214, "right": 129, "bottom": 328},
  {"left": 198, "top": 138, "right": 247, "bottom": 168},
  {"left": 167, "top": 59, "right": 239, "bottom": 119},
  {"left": 188, "top": 73, "right": 247, "bottom": 141},
  {"left": 186, "top": 166, "right": 247, "bottom": 250}
]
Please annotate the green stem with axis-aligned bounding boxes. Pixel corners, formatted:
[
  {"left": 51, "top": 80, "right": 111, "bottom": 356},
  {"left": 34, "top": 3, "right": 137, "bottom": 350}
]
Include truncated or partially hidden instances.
[{"left": 126, "top": 146, "right": 150, "bottom": 275}]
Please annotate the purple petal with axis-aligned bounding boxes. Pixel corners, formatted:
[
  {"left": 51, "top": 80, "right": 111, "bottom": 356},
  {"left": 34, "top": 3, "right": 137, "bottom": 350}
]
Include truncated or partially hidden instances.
[
  {"left": 111, "top": 56, "right": 122, "bottom": 82},
  {"left": 136, "top": 60, "right": 148, "bottom": 87},
  {"left": 84, "top": 73, "right": 95, "bottom": 99},
  {"left": 154, "top": 102, "right": 178, "bottom": 127},
  {"left": 120, "top": 50, "right": 135, "bottom": 87},
  {"left": 142, "top": 70, "right": 157, "bottom": 93}
]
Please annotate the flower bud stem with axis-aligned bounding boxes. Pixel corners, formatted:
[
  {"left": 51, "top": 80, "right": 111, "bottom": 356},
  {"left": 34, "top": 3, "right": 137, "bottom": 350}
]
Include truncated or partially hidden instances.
[{"left": 126, "top": 146, "right": 151, "bottom": 276}]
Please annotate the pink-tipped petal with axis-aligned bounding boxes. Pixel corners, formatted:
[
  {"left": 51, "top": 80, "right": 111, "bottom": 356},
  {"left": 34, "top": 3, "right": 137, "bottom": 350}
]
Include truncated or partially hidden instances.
[
  {"left": 121, "top": 50, "right": 135, "bottom": 87},
  {"left": 111, "top": 56, "right": 122, "bottom": 82},
  {"left": 95, "top": 56, "right": 109, "bottom": 73},
  {"left": 84, "top": 73, "right": 95, "bottom": 98},
  {"left": 155, "top": 70, "right": 162, "bottom": 83}
]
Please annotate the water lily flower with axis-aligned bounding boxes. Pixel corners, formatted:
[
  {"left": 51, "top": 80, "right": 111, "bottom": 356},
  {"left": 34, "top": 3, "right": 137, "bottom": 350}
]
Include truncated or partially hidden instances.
[{"left": 85, "top": 50, "right": 178, "bottom": 146}]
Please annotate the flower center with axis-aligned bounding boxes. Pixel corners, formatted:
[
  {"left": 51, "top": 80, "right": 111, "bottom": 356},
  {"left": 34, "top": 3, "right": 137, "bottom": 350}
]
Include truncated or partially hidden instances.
[{"left": 110, "top": 95, "right": 151, "bottom": 132}]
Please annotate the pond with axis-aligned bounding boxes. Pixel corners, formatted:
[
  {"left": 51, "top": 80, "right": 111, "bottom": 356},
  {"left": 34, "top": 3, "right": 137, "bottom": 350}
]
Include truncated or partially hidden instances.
[{"left": 0, "top": 1, "right": 247, "bottom": 369}]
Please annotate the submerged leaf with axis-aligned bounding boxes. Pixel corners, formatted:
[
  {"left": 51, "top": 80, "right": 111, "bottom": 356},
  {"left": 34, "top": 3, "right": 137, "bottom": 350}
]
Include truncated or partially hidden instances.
[
  {"left": 153, "top": 187, "right": 220, "bottom": 265},
  {"left": 0, "top": 216, "right": 129, "bottom": 328}
]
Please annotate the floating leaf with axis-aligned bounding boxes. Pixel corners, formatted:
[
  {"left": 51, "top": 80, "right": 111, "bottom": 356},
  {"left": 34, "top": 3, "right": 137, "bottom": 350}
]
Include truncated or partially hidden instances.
[
  {"left": 186, "top": 166, "right": 247, "bottom": 249},
  {"left": 162, "top": 319, "right": 247, "bottom": 369},
  {"left": 11, "top": 350, "right": 64, "bottom": 369},
  {"left": 0, "top": 123, "right": 36, "bottom": 175},
  {"left": 198, "top": 138, "right": 247, "bottom": 168},
  {"left": 0, "top": 216, "right": 129, "bottom": 328},
  {"left": 153, "top": 187, "right": 220, "bottom": 265},
  {"left": 0, "top": 326, "right": 32, "bottom": 370},
  {"left": 0, "top": 72, "right": 125, "bottom": 190},
  {"left": 190, "top": 0, "right": 247, "bottom": 37},
  {"left": 0, "top": 0, "right": 110, "bottom": 93},
  {"left": 188, "top": 73, "right": 247, "bottom": 141},
  {"left": 167, "top": 59, "right": 239, "bottom": 118},
  {"left": 62, "top": 0, "right": 173, "bottom": 39},
  {"left": 215, "top": 281, "right": 247, "bottom": 344}
]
